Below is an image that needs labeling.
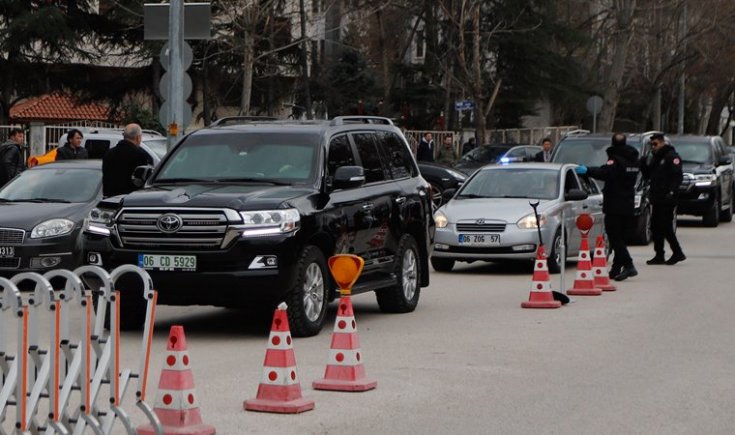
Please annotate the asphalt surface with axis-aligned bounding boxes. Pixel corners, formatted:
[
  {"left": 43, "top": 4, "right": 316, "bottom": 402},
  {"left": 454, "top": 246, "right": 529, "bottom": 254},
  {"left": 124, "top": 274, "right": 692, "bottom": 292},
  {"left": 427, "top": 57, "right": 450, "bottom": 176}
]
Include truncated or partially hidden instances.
[{"left": 3, "top": 217, "right": 735, "bottom": 434}]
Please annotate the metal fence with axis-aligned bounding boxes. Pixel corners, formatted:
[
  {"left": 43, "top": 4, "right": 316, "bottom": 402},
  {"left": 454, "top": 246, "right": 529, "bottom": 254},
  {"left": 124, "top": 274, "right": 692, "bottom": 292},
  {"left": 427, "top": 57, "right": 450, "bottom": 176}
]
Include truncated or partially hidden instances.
[{"left": 485, "top": 126, "right": 580, "bottom": 146}]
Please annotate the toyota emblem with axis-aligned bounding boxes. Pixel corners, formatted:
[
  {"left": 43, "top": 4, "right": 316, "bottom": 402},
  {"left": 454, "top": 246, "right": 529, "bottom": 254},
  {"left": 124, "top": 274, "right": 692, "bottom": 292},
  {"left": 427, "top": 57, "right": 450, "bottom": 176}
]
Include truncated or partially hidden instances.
[
  {"left": 476, "top": 219, "right": 485, "bottom": 225},
  {"left": 157, "top": 213, "right": 183, "bottom": 233}
]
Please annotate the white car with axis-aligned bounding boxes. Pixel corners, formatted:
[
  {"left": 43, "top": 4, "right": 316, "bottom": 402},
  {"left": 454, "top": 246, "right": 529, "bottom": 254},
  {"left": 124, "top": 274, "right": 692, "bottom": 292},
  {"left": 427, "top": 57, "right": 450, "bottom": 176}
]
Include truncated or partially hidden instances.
[{"left": 57, "top": 128, "right": 167, "bottom": 165}]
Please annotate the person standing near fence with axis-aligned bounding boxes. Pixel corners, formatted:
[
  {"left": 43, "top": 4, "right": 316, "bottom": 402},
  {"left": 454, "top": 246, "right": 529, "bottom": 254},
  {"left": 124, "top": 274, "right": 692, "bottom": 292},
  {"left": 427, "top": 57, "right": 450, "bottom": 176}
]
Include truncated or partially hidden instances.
[
  {"left": 417, "top": 132, "right": 435, "bottom": 162},
  {"left": 0, "top": 128, "right": 27, "bottom": 186},
  {"left": 436, "top": 136, "right": 457, "bottom": 166},
  {"left": 55, "top": 128, "right": 89, "bottom": 160}
]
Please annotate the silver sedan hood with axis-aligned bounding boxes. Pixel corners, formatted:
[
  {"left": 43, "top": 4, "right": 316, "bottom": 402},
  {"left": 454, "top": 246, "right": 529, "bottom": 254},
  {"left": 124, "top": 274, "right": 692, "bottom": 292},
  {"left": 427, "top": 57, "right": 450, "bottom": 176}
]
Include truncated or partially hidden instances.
[{"left": 441, "top": 198, "right": 557, "bottom": 222}]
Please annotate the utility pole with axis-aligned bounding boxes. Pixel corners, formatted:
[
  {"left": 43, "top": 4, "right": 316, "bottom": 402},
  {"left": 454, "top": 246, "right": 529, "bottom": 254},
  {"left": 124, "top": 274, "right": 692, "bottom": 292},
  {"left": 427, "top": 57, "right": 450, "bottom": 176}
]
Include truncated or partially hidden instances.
[
  {"left": 677, "top": 0, "right": 687, "bottom": 134},
  {"left": 167, "top": 0, "right": 185, "bottom": 149}
]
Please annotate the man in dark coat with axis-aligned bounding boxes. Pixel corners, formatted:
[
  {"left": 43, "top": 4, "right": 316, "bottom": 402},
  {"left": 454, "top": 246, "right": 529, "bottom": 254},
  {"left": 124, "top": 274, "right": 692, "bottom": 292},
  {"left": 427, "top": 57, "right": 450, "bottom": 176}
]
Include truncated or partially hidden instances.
[
  {"left": 640, "top": 133, "right": 685, "bottom": 265},
  {"left": 416, "top": 132, "right": 435, "bottom": 162},
  {"left": 102, "top": 124, "right": 153, "bottom": 197},
  {"left": 534, "top": 138, "right": 554, "bottom": 162},
  {"left": 575, "top": 133, "right": 640, "bottom": 281},
  {"left": 55, "top": 128, "right": 89, "bottom": 160},
  {"left": 0, "top": 128, "right": 26, "bottom": 186}
]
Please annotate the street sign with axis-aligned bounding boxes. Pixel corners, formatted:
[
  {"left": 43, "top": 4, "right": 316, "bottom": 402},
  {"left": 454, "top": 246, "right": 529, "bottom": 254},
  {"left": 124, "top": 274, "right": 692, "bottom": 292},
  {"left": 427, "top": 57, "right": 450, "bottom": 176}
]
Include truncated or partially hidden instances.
[
  {"left": 159, "top": 71, "right": 193, "bottom": 99},
  {"left": 455, "top": 100, "right": 475, "bottom": 111},
  {"left": 586, "top": 95, "right": 603, "bottom": 115},
  {"left": 160, "top": 41, "right": 193, "bottom": 70},
  {"left": 144, "top": 3, "right": 212, "bottom": 40},
  {"left": 159, "top": 101, "right": 193, "bottom": 128}
]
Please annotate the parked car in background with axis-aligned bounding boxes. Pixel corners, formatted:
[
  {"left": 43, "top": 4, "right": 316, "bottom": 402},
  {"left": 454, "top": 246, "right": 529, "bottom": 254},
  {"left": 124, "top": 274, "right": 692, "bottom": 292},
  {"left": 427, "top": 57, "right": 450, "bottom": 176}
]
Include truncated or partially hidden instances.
[
  {"left": 0, "top": 160, "right": 102, "bottom": 275},
  {"left": 28, "top": 128, "right": 166, "bottom": 167},
  {"left": 667, "top": 135, "right": 734, "bottom": 226},
  {"left": 418, "top": 162, "right": 467, "bottom": 207},
  {"left": 431, "top": 163, "right": 604, "bottom": 273},
  {"left": 454, "top": 144, "right": 541, "bottom": 175},
  {"left": 552, "top": 131, "right": 654, "bottom": 244}
]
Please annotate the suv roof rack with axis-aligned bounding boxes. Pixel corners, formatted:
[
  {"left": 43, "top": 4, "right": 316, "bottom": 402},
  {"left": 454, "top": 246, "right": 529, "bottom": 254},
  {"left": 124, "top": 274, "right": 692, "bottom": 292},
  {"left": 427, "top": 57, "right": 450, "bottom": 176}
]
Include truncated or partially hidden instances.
[
  {"left": 210, "top": 116, "right": 279, "bottom": 127},
  {"left": 563, "top": 129, "right": 591, "bottom": 137},
  {"left": 329, "top": 116, "right": 394, "bottom": 126}
]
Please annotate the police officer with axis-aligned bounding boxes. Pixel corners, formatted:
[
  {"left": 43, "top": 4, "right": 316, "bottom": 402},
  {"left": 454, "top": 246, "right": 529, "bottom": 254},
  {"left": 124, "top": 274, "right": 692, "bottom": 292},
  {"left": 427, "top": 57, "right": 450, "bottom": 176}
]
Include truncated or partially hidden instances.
[
  {"left": 575, "top": 133, "right": 640, "bottom": 281},
  {"left": 640, "top": 133, "right": 685, "bottom": 265}
]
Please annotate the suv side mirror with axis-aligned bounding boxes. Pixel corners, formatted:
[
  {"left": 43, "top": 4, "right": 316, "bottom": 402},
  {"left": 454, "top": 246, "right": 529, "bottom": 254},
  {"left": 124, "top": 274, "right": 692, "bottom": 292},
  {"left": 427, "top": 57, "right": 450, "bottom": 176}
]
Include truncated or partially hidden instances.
[
  {"left": 332, "top": 166, "right": 365, "bottom": 190},
  {"left": 564, "top": 188, "right": 588, "bottom": 201},
  {"left": 131, "top": 165, "right": 154, "bottom": 188}
]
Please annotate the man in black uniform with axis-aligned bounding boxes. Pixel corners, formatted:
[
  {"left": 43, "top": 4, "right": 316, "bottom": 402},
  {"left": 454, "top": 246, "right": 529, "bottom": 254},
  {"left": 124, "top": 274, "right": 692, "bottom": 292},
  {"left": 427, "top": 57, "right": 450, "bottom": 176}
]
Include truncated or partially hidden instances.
[
  {"left": 575, "top": 133, "right": 640, "bottom": 281},
  {"left": 640, "top": 133, "right": 685, "bottom": 265},
  {"left": 102, "top": 123, "right": 152, "bottom": 197}
]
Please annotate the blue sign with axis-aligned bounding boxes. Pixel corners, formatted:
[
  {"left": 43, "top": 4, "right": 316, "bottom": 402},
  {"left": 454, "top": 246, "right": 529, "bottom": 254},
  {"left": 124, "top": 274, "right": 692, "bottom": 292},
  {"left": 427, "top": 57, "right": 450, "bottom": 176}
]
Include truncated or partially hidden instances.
[{"left": 455, "top": 100, "right": 475, "bottom": 111}]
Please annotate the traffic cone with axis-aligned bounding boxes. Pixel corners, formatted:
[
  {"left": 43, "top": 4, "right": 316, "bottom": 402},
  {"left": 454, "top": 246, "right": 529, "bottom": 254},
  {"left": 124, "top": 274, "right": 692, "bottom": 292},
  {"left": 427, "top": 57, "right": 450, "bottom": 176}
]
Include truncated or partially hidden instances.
[
  {"left": 312, "top": 295, "right": 377, "bottom": 391},
  {"left": 244, "top": 303, "right": 314, "bottom": 413},
  {"left": 592, "top": 235, "right": 616, "bottom": 291},
  {"left": 521, "top": 245, "right": 561, "bottom": 309},
  {"left": 567, "top": 233, "right": 603, "bottom": 296},
  {"left": 137, "top": 326, "right": 215, "bottom": 435}
]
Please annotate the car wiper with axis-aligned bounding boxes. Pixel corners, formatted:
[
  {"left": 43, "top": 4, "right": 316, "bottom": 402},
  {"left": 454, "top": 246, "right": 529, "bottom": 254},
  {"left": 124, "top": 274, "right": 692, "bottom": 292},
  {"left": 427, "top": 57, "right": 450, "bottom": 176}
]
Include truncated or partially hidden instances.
[
  {"left": 501, "top": 195, "right": 531, "bottom": 198},
  {"left": 12, "top": 198, "right": 71, "bottom": 203},
  {"left": 155, "top": 178, "right": 218, "bottom": 183},
  {"left": 457, "top": 193, "right": 489, "bottom": 199},
  {"left": 223, "top": 178, "right": 291, "bottom": 186},
  {"left": 0, "top": 198, "right": 12, "bottom": 202},
  {"left": 680, "top": 159, "right": 703, "bottom": 165}
]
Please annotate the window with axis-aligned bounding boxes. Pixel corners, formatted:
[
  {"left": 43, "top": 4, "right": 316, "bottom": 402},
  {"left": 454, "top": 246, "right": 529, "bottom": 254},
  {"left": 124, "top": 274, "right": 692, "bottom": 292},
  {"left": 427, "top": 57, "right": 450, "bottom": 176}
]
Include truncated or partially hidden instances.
[
  {"left": 564, "top": 169, "right": 580, "bottom": 193},
  {"left": 415, "top": 29, "right": 425, "bottom": 59},
  {"left": 85, "top": 139, "right": 111, "bottom": 159},
  {"left": 379, "top": 132, "right": 415, "bottom": 179},
  {"left": 352, "top": 133, "right": 386, "bottom": 183},
  {"left": 578, "top": 175, "right": 600, "bottom": 195},
  {"left": 327, "top": 135, "right": 356, "bottom": 176}
]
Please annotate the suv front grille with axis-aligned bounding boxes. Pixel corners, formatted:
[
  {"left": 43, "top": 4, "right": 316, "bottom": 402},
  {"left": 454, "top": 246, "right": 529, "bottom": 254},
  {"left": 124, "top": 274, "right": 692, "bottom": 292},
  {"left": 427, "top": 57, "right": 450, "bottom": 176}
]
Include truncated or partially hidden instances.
[
  {"left": 0, "top": 228, "right": 25, "bottom": 245},
  {"left": 456, "top": 223, "right": 506, "bottom": 232},
  {"left": 117, "top": 209, "right": 229, "bottom": 250}
]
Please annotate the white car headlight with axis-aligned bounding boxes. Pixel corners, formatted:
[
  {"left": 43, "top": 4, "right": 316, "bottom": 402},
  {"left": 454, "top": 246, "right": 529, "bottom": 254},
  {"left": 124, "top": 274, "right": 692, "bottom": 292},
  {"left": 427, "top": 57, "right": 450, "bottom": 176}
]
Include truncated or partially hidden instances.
[
  {"left": 89, "top": 207, "right": 115, "bottom": 225},
  {"left": 694, "top": 174, "right": 716, "bottom": 186},
  {"left": 517, "top": 213, "right": 547, "bottom": 229},
  {"left": 434, "top": 210, "right": 448, "bottom": 228},
  {"left": 239, "top": 209, "right": 300, "bottom": 236},
  {"left": 634, "top": 194, "right": 642, "bottom": 209},
  {"left": 31, "top": 219, "right": 74, "bottom": 239}
]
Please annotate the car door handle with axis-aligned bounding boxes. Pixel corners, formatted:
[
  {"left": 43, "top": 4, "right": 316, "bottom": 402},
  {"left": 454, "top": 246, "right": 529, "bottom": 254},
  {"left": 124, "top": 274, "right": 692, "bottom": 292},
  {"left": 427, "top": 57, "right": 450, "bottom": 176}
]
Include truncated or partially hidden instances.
[
  {"left": 362, "top": 202, "right": 374, "bottom": 211},
  {"left": 395, "top": 196, "right": 406, "bottom": 204}
]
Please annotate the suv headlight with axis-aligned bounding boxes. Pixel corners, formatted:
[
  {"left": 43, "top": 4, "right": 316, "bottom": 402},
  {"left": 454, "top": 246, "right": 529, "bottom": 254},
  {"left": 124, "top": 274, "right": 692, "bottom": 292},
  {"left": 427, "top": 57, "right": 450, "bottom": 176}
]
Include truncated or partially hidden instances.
[
  {"left": 434, "top": 210, "right": 448, "bottom": 228},
  {"left": 694, "top": 174, "right": 716, "bottom": 186},
  {"left": 517, "top": 213, "right": 547, "bottom": 229},
  {"left": 89, "top": 208, "right": 115, "bottom": 225},
  {"left": 31, "top": 219, "right": 74, "bottom": 238},
  {"left": 238, "top": 209, "right": 300, "bottom": 236}
]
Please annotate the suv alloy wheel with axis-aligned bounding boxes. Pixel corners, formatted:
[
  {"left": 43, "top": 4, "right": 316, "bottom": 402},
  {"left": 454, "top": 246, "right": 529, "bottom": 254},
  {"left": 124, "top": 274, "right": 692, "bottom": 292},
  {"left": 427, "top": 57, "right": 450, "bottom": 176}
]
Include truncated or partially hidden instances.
[
  {"left": 286, "top": 245, "right": 330, "bottom": 337},
  {"left": 376, "top": 235, "right": 421, "bottom": 312}
]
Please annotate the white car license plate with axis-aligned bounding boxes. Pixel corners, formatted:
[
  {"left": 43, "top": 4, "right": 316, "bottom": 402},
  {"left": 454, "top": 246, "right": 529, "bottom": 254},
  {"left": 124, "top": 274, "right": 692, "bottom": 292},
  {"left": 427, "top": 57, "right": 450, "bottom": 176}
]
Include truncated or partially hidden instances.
[
  {"left": 0, "top": 246, "right": 14, "bottom": 258},
  {"left": 458, "top": 234, "right": 500, "bottom": 246},
  {"left": 138, "top": 254, "right": 196, "bottom": 271}
]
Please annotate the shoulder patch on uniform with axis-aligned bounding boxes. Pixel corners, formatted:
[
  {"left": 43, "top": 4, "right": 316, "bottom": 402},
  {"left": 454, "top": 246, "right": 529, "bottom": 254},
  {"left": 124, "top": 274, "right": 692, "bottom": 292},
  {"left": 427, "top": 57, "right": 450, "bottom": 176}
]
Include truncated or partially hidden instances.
[
  {"left": 673, "top": 158, "right": 680, "bottom": 165},
  {"left": 606, "top": 160, "right": 614, "bottom": 165}
]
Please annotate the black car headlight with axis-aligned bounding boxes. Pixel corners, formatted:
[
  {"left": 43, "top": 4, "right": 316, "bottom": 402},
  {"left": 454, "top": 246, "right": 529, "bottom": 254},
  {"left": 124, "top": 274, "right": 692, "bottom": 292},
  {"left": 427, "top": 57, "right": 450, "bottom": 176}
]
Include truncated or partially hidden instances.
[
  {"left": 89, "top": 207, "right": 115, "bottom": 225},
  {"left": 31, "top": 219, "right": 75, "bottom": 238}
]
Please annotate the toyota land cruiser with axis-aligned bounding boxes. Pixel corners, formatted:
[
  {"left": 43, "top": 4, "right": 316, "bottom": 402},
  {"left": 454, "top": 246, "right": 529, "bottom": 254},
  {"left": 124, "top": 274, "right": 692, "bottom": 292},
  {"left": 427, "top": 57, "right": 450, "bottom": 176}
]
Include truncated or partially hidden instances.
[{"left": 83, "top": 116, "right": 434, "bottom": 336}]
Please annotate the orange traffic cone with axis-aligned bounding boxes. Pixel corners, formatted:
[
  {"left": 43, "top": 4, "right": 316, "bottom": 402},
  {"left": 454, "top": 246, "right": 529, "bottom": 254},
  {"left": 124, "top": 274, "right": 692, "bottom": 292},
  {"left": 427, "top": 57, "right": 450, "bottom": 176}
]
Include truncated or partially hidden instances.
[
  {"left": 244, "top": 303, "right": 314, "bottom": 413},
  {"left": 137, "top": 326, "right": 215, "bottom": 435},
  {"left": 592, "top": 235, "right": 616, "bottom": 291},
  {"left": 312, "top": 295, "right": 377, "bottom": 391},
  {"left": 567, "top": 233, "right": 602, "bottom": 296},
  {"left": 521, "top": 245, "right": 562, "bottom": 309}
]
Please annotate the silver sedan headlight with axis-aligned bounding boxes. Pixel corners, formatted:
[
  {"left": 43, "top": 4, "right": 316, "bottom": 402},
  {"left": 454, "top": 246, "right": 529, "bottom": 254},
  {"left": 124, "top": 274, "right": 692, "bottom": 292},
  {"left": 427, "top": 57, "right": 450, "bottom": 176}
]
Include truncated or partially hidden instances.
[
  {"left": 31, "top": 219, "right": 74, "bottom": 238},
  {"left": 434, "top": 210, "right": 448, "bottom": 228},
  {"left": 238, "top": 209, "right": 300, "bottom": 236},
  {"left": 517, "top": 213, "right": 547, "bottom": 229}
]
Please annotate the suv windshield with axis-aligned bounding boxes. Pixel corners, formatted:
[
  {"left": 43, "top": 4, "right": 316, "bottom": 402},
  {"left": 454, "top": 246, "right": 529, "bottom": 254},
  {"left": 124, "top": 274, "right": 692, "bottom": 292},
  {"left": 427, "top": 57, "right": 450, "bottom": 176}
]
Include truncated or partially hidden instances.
[
  {"left": 460, "top": 145, "right": 510, "bottom": 163},
  {"left": 458, "top": 168, "right": 559, "bottom": 200},
  {"left": 0, "top": 167, "right": 101, "bottom": 203},
  {"left": 155, "top": 132, "right": 321, "bottom": 183},
  {"left": 553, "top": 138, "right": 643, "bottom": 167},
  {"left": 672, "top": 141, "right": 713, "bottom": 164}
]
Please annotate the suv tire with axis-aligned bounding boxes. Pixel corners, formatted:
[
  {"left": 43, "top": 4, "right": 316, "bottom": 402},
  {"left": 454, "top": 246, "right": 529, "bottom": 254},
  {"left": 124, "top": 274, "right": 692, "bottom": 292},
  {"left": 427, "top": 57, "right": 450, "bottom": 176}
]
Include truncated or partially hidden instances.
[
  {"left": 632, "top": 204, "right": 652, "bottom": 245},
  {"left": 703, "top": 195, "right": 720, "bottom": 227},
  {"left": 117, "top": 273, "right": 146, "bottom": 331},
  {"left": 377, "top": 235, "right": 420, "bottom": 313},
  {"left": 431, "top": 257, "right": 455, "bottom": 272},
  {"left": 720, "top": 189, "right": 733, "bottom": 222},
  {"left": 285, "top": 245, "right": 329, "bottom": 337}
]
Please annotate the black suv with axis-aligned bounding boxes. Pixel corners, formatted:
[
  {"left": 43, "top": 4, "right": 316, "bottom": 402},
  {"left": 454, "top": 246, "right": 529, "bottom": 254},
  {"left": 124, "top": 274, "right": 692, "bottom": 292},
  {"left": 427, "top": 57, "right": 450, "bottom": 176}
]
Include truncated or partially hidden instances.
[
  {"left": 667, "top": 135, "right": 734, "bottom": 227},
  {"left": 83, "top": 116, "right": 434, "bottom": 336},
  {"left": 551, "top": 131, "right": 653, "bottom": 244}
]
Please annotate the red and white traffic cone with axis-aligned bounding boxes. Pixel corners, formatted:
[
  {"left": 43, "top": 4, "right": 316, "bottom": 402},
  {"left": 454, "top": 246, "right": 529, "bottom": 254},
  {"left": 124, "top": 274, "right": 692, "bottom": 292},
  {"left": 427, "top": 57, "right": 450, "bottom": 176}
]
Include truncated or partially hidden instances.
[
  {"left": 312, "top": 295, "right": 377, "bottom": 391},
  {"left": 521, "top": 245, "right": 562, "bottom": 308},
  {"left": 137, "top": 325, "right": 215, "bottom": 435},
  {"left": 567, "top": 233, "right": 603, "bottom": 296},
  {"left": 592, "top": 235, "right": 616, "bottom": 291},
  {"left": 244, "top": 303, "right": 314, "bottom": 413}
]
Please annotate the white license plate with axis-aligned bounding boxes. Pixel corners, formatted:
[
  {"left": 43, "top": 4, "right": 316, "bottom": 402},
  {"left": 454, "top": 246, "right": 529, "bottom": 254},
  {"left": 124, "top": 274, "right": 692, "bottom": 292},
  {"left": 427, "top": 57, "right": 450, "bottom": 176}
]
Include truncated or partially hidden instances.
[
  {"left": 0, "top": 246, "right": 14, "bottom": 258},
  {"left": 458, "top": 234, "right": 501, "bottom": 246},
  {"left": 138, "top": 254, "right": 196, "bottom": 271}
]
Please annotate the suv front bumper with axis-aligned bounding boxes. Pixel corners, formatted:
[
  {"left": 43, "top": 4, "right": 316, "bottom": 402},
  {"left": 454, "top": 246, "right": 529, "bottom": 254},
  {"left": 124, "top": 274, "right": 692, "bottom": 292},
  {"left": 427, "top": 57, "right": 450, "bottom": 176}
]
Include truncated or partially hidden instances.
[{"left": 677, "top": 184, "right": 716, "bottom": 216}]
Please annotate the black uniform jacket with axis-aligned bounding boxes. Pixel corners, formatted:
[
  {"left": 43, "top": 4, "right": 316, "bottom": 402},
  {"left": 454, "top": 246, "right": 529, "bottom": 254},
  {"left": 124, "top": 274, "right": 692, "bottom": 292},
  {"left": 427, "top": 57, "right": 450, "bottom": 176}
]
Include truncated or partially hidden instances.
[
  {"left": 586, "top": 144, "right": 640, "bottom": 216},
  {"left": 640, "top": 144, "right": 683, "bottom": 204}
]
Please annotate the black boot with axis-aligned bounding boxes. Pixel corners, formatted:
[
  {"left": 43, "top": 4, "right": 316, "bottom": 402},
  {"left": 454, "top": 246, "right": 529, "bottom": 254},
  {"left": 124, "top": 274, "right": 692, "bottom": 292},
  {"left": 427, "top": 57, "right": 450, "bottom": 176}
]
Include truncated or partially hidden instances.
[
  {"left": 666, "top": 252, "right": 686, "bottom": 265},
  {"left": 646, "top": 255, "right": 666, "bottom": 265},
  {"left": 614, "top": 264, "right": 638, "bottom": 281},
  {"left": 609, "top": 264, "right": 622, "bottom": 279}
]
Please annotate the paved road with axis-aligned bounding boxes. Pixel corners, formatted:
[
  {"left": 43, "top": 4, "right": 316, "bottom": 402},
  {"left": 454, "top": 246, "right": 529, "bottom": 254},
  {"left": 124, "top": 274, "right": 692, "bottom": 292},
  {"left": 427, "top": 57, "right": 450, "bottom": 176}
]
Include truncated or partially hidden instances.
[{"left": 4, "top": 218, "right": 735, "bottom": 434}]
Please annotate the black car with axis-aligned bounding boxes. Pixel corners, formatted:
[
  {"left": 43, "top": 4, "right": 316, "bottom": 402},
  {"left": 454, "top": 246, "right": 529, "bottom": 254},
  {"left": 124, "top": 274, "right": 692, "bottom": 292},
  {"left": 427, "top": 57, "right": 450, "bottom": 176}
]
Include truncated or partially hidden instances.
[
  {"left": 0, "top": 160, "right": 102, "bottom": 275},
  {"left": 418, "top": 162, "right": 467, "bottom": 207},
  {"left": 667, "top": 135, "right": 734, "bottom": 226},
  {"left": 83, "top": 116, "right": 435, "bottom": 336},
  {"left": 454, "top": 144, "right": 541, "bottom": 175},
  {"left": 552, "top": 132, "right": 653, "bottom": 244}
]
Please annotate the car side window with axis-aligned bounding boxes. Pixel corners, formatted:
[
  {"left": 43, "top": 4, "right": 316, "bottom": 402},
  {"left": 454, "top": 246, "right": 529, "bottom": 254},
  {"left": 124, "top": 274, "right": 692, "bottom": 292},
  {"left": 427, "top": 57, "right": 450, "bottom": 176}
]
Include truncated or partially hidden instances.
[
  {"left": 578, "top": 174, "right": 599, "bottom": 195},
  {"left": 85, "top": 139, "right": 111, "bottom": 159},
  {"left": 327, "top": 135, "right": 356, "bottom": 176},
  {"left": 564, "top": 169, "right": 580, "bottom": 193},
  {"left": 379, "top": 132, "right": 415, "bottom": 179},
  {"left": 352, "top": 132, "right": 386, "bottom": 183}
]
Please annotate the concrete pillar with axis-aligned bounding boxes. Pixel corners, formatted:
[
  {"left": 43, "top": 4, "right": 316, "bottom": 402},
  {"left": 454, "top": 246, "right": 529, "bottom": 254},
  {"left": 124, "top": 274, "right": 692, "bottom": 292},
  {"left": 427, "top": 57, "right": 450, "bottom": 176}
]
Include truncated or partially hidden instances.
[{"left": 29, "top": 122, "right": 45, "bottom": 156}]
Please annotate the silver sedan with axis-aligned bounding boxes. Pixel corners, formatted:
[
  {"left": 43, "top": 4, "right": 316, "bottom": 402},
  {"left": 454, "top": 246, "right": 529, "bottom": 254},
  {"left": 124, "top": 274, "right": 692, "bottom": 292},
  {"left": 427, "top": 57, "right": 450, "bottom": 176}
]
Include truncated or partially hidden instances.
[{"left": 431, "top": 163, "right": 605, "bottom": 272}]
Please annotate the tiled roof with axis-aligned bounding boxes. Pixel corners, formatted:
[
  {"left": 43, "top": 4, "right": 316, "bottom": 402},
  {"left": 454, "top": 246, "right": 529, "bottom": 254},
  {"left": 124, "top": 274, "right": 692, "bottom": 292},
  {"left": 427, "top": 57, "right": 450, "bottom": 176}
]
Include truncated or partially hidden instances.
[{"left": 10, "top": 93, "right": 110, "bottom": 122}]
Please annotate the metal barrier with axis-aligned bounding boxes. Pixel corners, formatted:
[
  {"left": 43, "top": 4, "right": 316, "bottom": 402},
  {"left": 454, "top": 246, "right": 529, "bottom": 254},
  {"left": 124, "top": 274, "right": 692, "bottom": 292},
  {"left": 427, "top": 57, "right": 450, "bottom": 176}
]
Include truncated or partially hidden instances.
[{"left": 0, "top": 266, "right": 162, "bottom": 435}]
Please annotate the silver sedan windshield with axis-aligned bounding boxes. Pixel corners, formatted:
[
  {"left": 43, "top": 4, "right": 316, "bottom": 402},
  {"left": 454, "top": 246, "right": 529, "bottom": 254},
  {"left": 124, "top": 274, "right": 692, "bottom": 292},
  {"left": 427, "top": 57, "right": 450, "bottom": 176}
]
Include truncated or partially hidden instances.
[{"left": 458, "top": 168, "right": 559, "bottom": 200}]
